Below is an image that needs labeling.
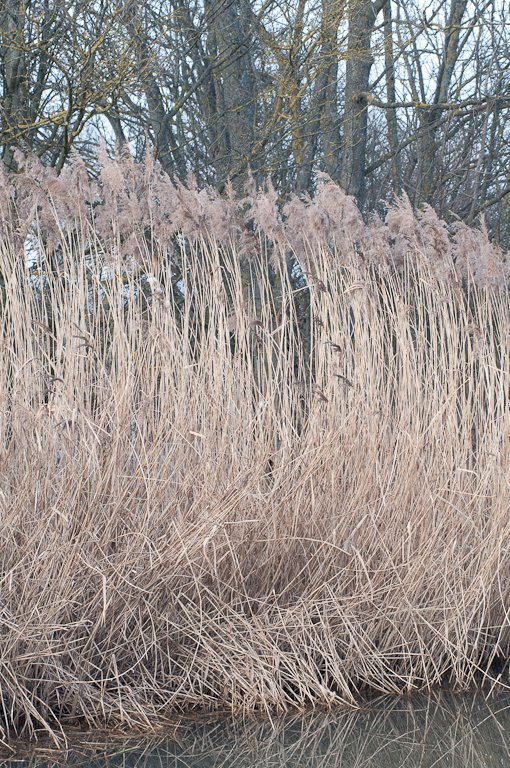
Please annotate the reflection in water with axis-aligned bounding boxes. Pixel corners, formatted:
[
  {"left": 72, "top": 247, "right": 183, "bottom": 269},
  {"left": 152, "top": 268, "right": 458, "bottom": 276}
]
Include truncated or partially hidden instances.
[{"left": 4, "top": 688, "right": 510, "bottom": 768}]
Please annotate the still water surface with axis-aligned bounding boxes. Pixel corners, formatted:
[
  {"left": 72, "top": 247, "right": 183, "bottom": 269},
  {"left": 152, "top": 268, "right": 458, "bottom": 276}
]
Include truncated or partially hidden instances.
[{"left": 5, "top": 688, "right": 510, "bottom": 768}]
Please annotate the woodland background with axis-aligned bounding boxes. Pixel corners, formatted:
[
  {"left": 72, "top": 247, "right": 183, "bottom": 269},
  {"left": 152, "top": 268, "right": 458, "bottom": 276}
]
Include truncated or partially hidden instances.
[{"left": 1, "top": 0, "right": 509, "bottom": 242}]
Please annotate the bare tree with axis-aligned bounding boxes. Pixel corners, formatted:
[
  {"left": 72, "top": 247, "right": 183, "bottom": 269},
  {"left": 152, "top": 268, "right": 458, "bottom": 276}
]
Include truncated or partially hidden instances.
[
  {"left": 0, "top": 0, "right": 136, "bottom": 170},
  {"left": 1, "top": 0, "right": 510, "bottom": 241}
]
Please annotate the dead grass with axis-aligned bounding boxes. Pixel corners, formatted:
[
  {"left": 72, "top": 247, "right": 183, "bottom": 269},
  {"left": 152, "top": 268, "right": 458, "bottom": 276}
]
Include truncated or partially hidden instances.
[{"left": 0, "top": 159, "right": 510, "bottom": 744}]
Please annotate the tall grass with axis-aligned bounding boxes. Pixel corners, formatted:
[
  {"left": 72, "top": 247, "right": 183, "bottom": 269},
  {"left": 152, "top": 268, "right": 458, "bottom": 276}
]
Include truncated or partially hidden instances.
[{"left": 0, "top": 154, "right": 510, "bottom": 743}]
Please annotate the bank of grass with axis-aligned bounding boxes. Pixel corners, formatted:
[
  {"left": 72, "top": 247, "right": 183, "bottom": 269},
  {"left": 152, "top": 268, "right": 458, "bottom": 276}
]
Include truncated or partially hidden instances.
[{"left": 0, "top": 159, "right": 510, "bottom": 743}]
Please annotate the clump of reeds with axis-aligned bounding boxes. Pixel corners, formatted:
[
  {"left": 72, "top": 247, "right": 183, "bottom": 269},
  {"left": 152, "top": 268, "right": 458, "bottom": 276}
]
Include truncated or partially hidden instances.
[{"left": 0, "top": 153, "right": 509, "bottom": 744}]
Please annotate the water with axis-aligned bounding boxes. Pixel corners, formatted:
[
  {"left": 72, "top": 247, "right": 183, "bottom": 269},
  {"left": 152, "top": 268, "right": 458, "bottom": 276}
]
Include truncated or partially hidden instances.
[{"left": 4, "top": 688, "right": 510, "bottom": 767}]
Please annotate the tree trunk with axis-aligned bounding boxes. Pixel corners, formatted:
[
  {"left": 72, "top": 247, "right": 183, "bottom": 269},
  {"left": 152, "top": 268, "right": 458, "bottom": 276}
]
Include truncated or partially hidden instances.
[
  {"left": 1, "top": 0, "right": 30, "bottom": 169},
  {"left": 295, "top": 0, "right": 342, "bottom": 191},
  {"left": 207, "top": 0, "right": 257, "bottom": 190},
  {"left": 383, "top": 0, "right": 401, "bottom": 196},
  {"left": 341, "top": 0, "right": 385, "bottom": 210},
  {"left": 416, "top": 0, "right": 468, "bottom": 204}
]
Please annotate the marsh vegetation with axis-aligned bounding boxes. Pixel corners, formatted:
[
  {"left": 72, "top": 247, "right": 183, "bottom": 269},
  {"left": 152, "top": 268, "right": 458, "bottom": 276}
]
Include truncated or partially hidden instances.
[{"left": 0, "top": 155, "right": 509, "bottom": 744}]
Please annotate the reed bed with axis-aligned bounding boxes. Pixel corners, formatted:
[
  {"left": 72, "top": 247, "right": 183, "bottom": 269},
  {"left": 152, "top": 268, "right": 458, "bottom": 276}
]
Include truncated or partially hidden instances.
[{"left": 0, "top": 155, "right": 510, "bottom": 743}]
